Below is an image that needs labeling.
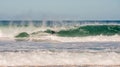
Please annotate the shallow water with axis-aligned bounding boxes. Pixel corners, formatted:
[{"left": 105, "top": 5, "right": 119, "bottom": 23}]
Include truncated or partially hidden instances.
[
  {"left": 0, "top": 41, "right": 120, "bottom": 66},
  {"left": 0, "top": 41, "right": 120, "bottom": 52}
]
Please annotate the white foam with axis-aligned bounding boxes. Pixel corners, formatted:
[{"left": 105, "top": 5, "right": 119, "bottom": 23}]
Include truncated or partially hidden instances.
[
  {"left": 0, "top": 51, "right": 120, "bottom": 66},
  {"left": 0, "top": 30, "right": 2, "bottom": 37},
  {"left": 30, "top": 35, "right": 120, "bottom": 42}
]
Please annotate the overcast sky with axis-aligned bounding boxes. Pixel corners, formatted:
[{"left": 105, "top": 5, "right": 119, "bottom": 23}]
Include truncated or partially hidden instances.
[{"left": 0, "top": 0, "right": 120, "bottom": 20}]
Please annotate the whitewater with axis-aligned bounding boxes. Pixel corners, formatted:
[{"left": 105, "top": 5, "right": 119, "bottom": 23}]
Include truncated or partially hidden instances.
[
  {"left": 0, "top": 41, "right": 120, "bottom": 66},
  {"left": 0, "top": 20, "right": 120, "bottom": 66}
]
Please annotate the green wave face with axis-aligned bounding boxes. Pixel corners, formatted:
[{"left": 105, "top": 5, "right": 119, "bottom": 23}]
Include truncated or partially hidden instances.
[
  {"left": 56, "top": 25, "right": 120, "bottom": 37},
  {"left": 15, "top": 32, "right": 30, "bottom": 38}
]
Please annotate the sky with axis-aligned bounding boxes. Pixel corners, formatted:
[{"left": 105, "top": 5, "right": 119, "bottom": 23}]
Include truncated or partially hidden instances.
[{"left": 0, "top": 0, "right": 120, "bottom": 20}]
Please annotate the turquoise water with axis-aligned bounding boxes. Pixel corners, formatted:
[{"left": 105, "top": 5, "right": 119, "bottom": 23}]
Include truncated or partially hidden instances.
[{"left": 56, "top": 25, "right": 120, "bottom": 37}]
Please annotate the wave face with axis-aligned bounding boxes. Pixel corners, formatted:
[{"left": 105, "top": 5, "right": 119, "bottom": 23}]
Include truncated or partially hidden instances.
[{"left": 57, "top": 25, "right": 120, "bottom": 37}]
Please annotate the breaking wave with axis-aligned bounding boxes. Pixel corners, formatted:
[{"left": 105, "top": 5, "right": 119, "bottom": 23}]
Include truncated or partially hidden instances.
[
  {"left": 29, "top": 25, "right": 120, "bottom": 42},
  {"left": 56, "top": 25, "right": 120, "bottom": 37},
  {"left": 0, "top": 20, "right": 120, "bottom": 42}
]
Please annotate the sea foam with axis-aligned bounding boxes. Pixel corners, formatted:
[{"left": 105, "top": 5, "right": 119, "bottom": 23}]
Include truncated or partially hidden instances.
[
  {"left": 0, "top": 51, "right": 120, "bottom": 66},
  {"left": 30, "top": 35, "right": 120, "bottom": 42}
]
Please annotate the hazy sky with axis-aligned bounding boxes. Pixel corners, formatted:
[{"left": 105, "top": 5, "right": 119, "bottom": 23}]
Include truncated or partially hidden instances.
[{"left": 0, "top": 0, "right": 120, "bottom": 20}]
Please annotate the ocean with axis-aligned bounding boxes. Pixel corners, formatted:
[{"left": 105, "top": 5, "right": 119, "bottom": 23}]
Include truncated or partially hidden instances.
[{"left": 0, "top": 20, "right": 120, "bottom": 66}]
